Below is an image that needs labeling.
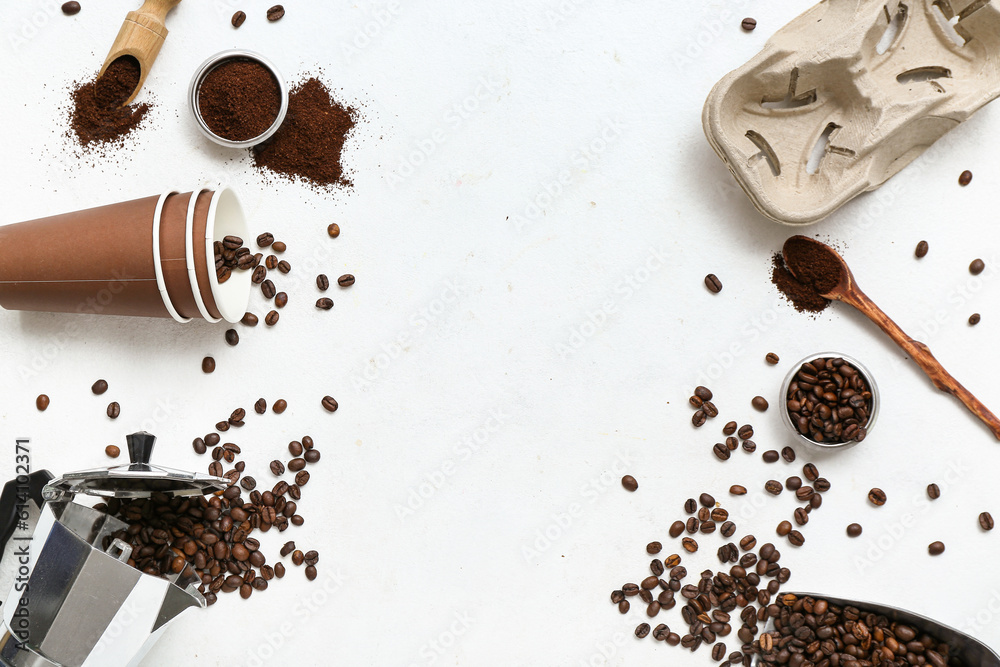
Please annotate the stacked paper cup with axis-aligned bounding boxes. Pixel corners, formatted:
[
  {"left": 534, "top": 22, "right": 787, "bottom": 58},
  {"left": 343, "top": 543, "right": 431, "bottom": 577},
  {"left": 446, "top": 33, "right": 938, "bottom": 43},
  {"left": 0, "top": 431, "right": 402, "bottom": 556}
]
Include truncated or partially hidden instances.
[{"left": 0, "top": 187, "right": 251, "bottom": 323}]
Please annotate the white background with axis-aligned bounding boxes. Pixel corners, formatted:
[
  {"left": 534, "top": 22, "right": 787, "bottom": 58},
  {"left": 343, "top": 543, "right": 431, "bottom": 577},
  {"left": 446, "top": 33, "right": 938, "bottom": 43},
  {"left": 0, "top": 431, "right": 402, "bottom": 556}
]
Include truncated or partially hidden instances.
[{"left": 1, "top": 0, "right": 1000, "bottom": 665}]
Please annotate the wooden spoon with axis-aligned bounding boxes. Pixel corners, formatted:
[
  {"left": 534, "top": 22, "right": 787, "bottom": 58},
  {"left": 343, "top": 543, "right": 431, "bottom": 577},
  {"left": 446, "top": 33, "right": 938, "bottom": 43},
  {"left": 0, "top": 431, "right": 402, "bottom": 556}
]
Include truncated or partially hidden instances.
[
  {"left": 99, "top": 0, "right": 182, "bottom": 106},
  {"left": 783, "top": 235, "right": 1000, "bottom": 440}
]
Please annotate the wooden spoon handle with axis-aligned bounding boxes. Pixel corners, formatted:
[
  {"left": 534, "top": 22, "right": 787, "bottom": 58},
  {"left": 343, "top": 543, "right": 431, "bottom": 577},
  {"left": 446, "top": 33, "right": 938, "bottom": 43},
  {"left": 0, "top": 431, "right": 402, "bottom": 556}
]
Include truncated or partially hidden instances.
[
  {"left": 135, "top": 0, "right": 182, "bottom": 25},
  {"left": 844, "top": 288, "right": 1000, "bottom": 440}
]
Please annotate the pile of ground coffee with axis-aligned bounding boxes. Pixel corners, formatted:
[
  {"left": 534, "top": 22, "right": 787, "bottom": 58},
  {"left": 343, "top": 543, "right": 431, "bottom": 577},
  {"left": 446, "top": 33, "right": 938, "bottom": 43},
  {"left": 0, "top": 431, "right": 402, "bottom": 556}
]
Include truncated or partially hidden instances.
[
  {"left": 252, "top": 77, "right": 357, "bottom": 190},
  {"left": 770, "top": 253, "right": 829, "bottom": 313},
  {"left": 198, "top": 58, "right": 282, "bottom": 142},
  {"left": 69, "top": 56, "right": 150, "bottom": 149},
  {"left": 782, "top": 236, "right": 842, "bottom": 294}
]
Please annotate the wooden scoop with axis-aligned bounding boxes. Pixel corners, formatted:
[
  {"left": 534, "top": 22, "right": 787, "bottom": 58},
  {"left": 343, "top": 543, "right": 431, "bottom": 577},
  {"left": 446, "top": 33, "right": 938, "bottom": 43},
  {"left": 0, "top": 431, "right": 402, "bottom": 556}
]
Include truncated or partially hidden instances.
[
  {"left": 782, "top": 235, "right": 1000, "bottom": 440},
  {"left": 99, "top": 0, "right": 182, "bottom": 105}
]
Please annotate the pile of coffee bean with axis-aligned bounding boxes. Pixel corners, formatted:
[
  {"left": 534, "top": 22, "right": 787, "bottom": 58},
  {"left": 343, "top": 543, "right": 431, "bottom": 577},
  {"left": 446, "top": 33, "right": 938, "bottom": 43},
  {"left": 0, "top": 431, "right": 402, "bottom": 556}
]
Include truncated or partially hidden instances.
[
  {"left": 214, "top": 235, "right": 255, "bottom": 284},
  {"left": 785, "top": 356, "right": 872, "bottom": 444},
  {"left": 752, "top": 594, "right": 955, "bottom": 666},
  {"left": 690, "top": 386, "right": 720, "bottom": 428}
]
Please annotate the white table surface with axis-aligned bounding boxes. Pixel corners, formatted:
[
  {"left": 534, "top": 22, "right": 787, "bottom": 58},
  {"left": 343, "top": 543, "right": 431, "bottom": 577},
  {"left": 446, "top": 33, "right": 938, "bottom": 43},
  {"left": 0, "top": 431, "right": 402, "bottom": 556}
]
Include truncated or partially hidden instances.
[{"left": 2, "top": 1, "right": 1000, "bottom": 665}]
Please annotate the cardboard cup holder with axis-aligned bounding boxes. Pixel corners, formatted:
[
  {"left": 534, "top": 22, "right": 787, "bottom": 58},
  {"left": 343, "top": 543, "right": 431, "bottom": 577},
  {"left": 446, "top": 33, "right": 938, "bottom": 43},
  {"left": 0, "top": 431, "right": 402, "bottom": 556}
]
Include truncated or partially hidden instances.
[{"left": 703, "top": 0, "right": 1000, "bottom": 225}]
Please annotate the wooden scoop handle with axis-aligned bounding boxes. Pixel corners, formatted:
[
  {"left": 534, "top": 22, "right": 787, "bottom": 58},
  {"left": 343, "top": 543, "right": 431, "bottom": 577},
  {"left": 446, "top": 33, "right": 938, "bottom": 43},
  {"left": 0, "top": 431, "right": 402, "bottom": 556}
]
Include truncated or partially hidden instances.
[
  {"left": 100, "top": 0, "right": 182, "bottom": 104},
  {"left": 134, "top": 0, "right": 182, "bottom": 27},
  {"left": 843, "top": 286, "right": 1000, "bottom": 440}
]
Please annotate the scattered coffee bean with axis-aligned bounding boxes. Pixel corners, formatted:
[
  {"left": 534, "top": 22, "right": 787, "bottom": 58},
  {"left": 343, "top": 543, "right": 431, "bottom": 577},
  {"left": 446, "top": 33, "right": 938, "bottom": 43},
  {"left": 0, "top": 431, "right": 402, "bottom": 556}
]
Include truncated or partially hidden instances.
[
  {"left": 704, "top": 274, "right": 722, "bottom": 293},
  {"left": 36, "top": 394, "right": 49, "bottom": 411},
  {"left": 765, "top": 352, "right": 779, "bottom": 365},
  {"left": 780, "top": 446, "right": 796, "bottom": 463},
  {"left": 270, "top": 460, "right": 285, "bottom": 475},
  {"left": 981, "top": 512, "right": 995, "bottom": 531},
  {"left": 338, "top": 273, "right": 355, "bottom": 287},
  {"left": 971, "top": 258, "right": 985, "bottom": 275},
  {"left": 776, "top": 521, "right": 791, "bottom": 536},
  {"left": 92, "top": 379, "right": 109, "bottom": 394},
  {"left": 322, "top": 396, "right": 339, "bottom": 412},
  {"left": 764, "top": 480, "right": 783, "bottom": 495},
  {"left": 62, "top": 1, "right": 81, "bottom": 15},
  {"left": 699, "top": 493, "right": 715, "bottom": 507},
  {"left": 265, "top": 255, "right": 278, "bottom": 270},
  {"left": 635, "top": 623, "right": 650, "bottom": 638},
  {"left": 722, "top": 421, "right": 737, "bottom": 436},
  {"left": 787, "top": 530, "right": 804, "bottom": 547},
  {"left": 669, "top": 521, "right": 684, "bottom": 538},
  {"left": 847, "top": 523, "right": 863, "bottom": 537},
  {"left": 241, "top": 476, "right": 257, "bottom": 491},
  {"left": 241, "top": 312, "right": 259, "bottom": 327},
  {"left": 970, "top": 313, "right": 981, "bottom": 326},
  {"left": 316, "top": 298, "right": 334, "bottom": 310},
  {"left": 915, "top": 240, "right": 928, "bottom": 258},
  {"left": 691, "top": 410, "right": 707, "bottom": 427},
  {"left": 729, "top": 485, "right": 747, "bottom": 495},
  {"left": 107, "top": 401, "right": 120, "bottom": 419},
  {"left": 277, "top": 260, "right": 291, "bottom": 274},
  {"left": 202, "top": 356, "right": 216, "bottom": 373},
  {"left": 273, "top": 399, "right": 287, "bottom": 414},
  {"left": 684, "top": 498, "right": 697, "bottom": 514},
  {"left": 267, "top": 5, "right": 285, "bottom": 21},
  {"left": 622, "top": 475, "right": 638, "bottom": 492},
  {"left": 252, "top": 266, "right": 267, "bottom": 284},
  {"left": 272, "top": 241, "right": 287, "bottom": 253},
  {"left": 959, "top": 169, "right": 973, "bottom": 186},
  {"left": 741, "top": 439, "right": 756, "bottom": 453},
  {"left": 328, "top": 223, "right": 340, "bottom": 238},
  {"left": 802, "top": 463, "right": 818, "bottom": 481},
  {"left": 713, "top": 443, "right": 730, "bottom": 461},
  {"left": 274, "top": 562, "right": 286, "bottom": 578},
  {"left": 254, "top": 398, "right": 267, "bottom": 414},
  {"left": 737, "top": 424, "right": 753, "bottom": 439},
  {"left": 785, "top": 476, "right": 802, "bottom": 491},
  {"left": 265, "top": 310, "right": 279, "bottom": 326},
  {"left": 681, "top": 537, "right": 698, "bottom": 553},
  {"left": 231, "top": 10, "right": 246, "bottom": 27},
  {"left": 868, "top": 488, "right": 886, "bottom": 506},
  {"left": 928, "top": 541, "right": 945, "bottom": 555},
  {"left": 192, "top": 438, "right": 207, "bottom": 454},
  {"left": 304, "top": 449, "right": 320, "bottom": 463},
  {"left": 105, "top": 445, "right": 120, "bottom": 458},
  {"left": 225, "top": 329, "right": 239, "bottom": 346},
  {"left": 751, "top": 396, "right": 768, "bottom": 411},
  {"left": 924, "top": 483, "right": 940, "bottom": 501},
  {"left": 275, "top": 292, "right": 288, "bottom": 308},
  {"left": 762, "top": 450, "right": 779, "bottom": 463},
  {"left": 694, "top": 386, "right": 713, "bottom": 401},
  {"left": 741, "top": 17, "right": 756, "bottom": 30},
  {"left": 793, "top": 508, "right": 809, "bottom": 526},
  {"left": 646, "top": 541, "right": 661, "bottom": 555},
  {"left": 316, "top": 274, "right": 330, "bottom": 291}
]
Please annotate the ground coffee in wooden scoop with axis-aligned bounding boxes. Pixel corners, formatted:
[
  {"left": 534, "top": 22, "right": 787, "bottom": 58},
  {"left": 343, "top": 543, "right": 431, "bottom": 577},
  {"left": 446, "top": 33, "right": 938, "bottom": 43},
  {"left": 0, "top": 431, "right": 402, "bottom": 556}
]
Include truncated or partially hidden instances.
[{"left": 69, "top": 55, "right": 150, "bottom": 150}]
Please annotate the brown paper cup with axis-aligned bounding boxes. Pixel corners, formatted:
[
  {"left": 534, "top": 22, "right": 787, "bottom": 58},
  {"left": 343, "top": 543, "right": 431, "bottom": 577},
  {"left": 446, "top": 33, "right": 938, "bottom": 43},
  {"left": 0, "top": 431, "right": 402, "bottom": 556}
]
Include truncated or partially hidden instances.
[
  {"left": 0, "top": 189, "right": 251, "bottom": 322},
  {"left": 0, "top": 195, "right": 173, "bottom": 318}
]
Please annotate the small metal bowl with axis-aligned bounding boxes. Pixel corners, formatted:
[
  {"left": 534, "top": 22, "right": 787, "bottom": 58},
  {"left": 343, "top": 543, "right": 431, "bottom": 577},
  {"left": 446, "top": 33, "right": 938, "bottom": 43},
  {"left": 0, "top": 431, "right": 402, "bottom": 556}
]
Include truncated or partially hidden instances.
[
  {"left": 189, "top": 49, "right": 288, "bottom": 149},
  {"left": 779, "top": 352, "right": 879, "bottom": 451}
]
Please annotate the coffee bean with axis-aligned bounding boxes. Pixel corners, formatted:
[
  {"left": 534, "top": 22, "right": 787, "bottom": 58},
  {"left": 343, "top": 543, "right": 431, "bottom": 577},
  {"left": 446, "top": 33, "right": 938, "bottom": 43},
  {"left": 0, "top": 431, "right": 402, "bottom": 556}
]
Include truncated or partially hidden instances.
[
  {"left": 739, "top": 535, "right": 756, "bottom": 551},
  {"left": 793, "top": 507, "right": 809, "bottom": 526},
  {"left": 928, "top": 541, "right": 945, "bottom": 555},
  {"left": 802, "top": 463, "right": 818, "bottom": 481},
  {"left": 321, "top": 396, "right": 339, "bottom": 412},
  {"left": 712, "top": 642, "right": 727, "bottom": 660},
  {"left": 981, "top": 512, "right": 995, "bottom": 531},
  {"left": 646, "top": 541, "right": 662, "bottom": 555},
  {"left": 274, "top": 292, "right": 288, "bottom": 309},
  {"left": 927, "top": 483, "right": 940, "bottom": 500},
  {"left": 689, "top": 395, "right": 703, "bottom": 408},
  {"left": 618, "top": 600, "right": 630, "bottom": 613},
  {"left": 255, "top": 232, "right": 274, "bottom": 248},
  {"left": 200, "top": 355, "right": 216, "bottom": 373},
  {"left": 293, "top": 470, "right": 309, "bottom": 486},
  {"left": 91, "top": 379, "right": 109, "bottom": 395},
  {"left": 192, "top": 437, "right": 206, "bottom": 454},
  {"left": 737, "top": 425, "right": 753, "bottom": 440},
  {"left": 229, "top": 9, "right": 247, "bottom": 27},
  {"left": 751, "top": 396, "right": 768, "bottom": 411},
  {"left": 265, "top": 310, "right": 279, "bottom": 326},
  {"left": 217, "top": 266, "right": 231, "bottom": 283},
  {"left": 251, "top": 265, "right": 266, "bottom": 284},
  {"left": 970, "top": 258, "right": 985, "bottom": 275},
  {"left": 222, "top": 235, "right": 243, "bottom": 250},
  {"left": 713, "top": 443, "right": 731, "bottom": 461},
  {"left": 252, "top": 398, "right": 266, "bottom": 415},
  {"left": 208, "top": 461, "right": 223, "bottom": 476},
  {"left": 635, "top": 622, "right": 651, "bottom": 638},
  {"left": 694, "top": 386, "right": 713, "bottom": 401},
  {"left": 338, "top": 274, "right": 355, "bottom": 287},
  {"left": 699, "top": 493, "right": 715, "bottom": 507},
  {"left": 107, "top": 401, "right": 120, "bottom": 419},
  {"left": 62, "top": 1, "right": 81, "bottom": 15},
  {"left": 265, "top": 255, "right": 278, "bottom": 270},
  {"left": 240, "top": 476, "right": 256, "bottom": 491},
  {"left": 702, "top": 401, "right": 718, "bottom": 418},
  {"left": 868, "top": 488, "right": 886, "bottom": 506},
  {"left": 224, "top": 329, "right": 239, "bottom": 346},
  {"left": 316, "top": 274, "right": 330, "bottom": 291},
  {"left": 216, "top": 421, "right": 229, "bottom": 432},
  {"left": 261, "top": 279, "right": 276, "bottom": 299},
  {"left": 273, "top": 399, "right": 287, "bottom": 414},
  {"left": 970, "top": 313, "right": 981, "bottom": 325},
  {"left": 328, "top": 223, "right": 341, "bottom": 238},
  {"left": 741, "top": 439, "right": 756, "bottom": 453},
  {"left": 846, "top": 523, "right": 863, "bottom": 537},
  {"left": 267, "top": 4, "right": 285, "bottom": 21},
  {"left": 35, "top": 394, "right": 49, "bottom": 411},
  {"left": 683, "top": 498, "right": 697, "bottom": 514},
  {"left": 915, "top": 240, "right": 928, "bottom": 258},
  {"left": 729, "top": 485, "right": 747, "bottom": 495},
  {"left": 267, "top": 459, "right": 285, "bottom": 476},
  {"left": 272, "top": 241, "right": 287, "bottom": 253},
  {"left": 304, "top": 449, "right": 320, "bottom": 463},
  {"left": 704, "top": 274, "right": 722, "bottom": 293},
  {"left": 780, "top": 447, "right": 796, "bottom": 463},
  {"left": 691, "top": 410, "right": 707, "bottom": 427},
  {"left": 765, "top": 480, "right": 783, "bottom": 495},
  {"left": 681, "top": 537, "right": 698, "bottom": 553},
  {"left": 274, "top": 562, "right": 286, "bottom": 578},
  {"left": 277, "top": 260, "right": 291, "bottom": 274},
  {"left": 206, "top": 433, "right": 220, "bottom": 446},
  {"left": 721, "top": 421, "right": 736, "bottom": 436},
  {"left": 229, "top": 408, "right": 245, "bottom": 426},
  {"left": 765, "top": 352, "right": 779, "bottom": 364},
  {"left": 762, "top": 450, "right": 779, "bottom": 463},
  {"left": 288, "top": 458, "right": 306, "bottom": 472},
  {"left": 741, "top": 17, "right": 756, "bottom": 30},
  {"left": 621, "top": 475, "right": 638, "bottom": 492},
  {"left": 697, "top": 507, "right": 710, "bottom": 522},
  {"left": 787, "top": 530, "right": 804, "bottom": 547},
  {"left": 959, "top": 170, "right": 973, "bottom": 186},
  {"left": 785, "top": 476, "right": 802, "bottom": 491},
  {"left": 316, "top": 298, "right": 334, "bottom": 310},
  {"left": 669, "top": 521, "right": 684, "bottom": 538},
  {"left": 105, "top": 445, "right": 120, "bottom": 458}
]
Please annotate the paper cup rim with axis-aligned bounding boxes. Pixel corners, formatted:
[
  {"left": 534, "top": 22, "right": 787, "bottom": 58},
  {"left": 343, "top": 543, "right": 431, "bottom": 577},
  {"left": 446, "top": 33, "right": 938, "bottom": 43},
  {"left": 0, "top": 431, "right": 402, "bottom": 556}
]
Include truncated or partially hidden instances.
[
  {"left": 204, "top": 187, "right": 251, "bottom": 324},
  {"left": 185, "top": 188, "right": 221, "bottom": 323}
]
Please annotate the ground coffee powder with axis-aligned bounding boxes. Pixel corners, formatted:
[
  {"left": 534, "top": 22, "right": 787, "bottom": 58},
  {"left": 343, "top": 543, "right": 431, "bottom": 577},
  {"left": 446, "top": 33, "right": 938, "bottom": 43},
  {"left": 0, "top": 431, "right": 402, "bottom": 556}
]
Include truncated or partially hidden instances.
[
  {"left": 782, "top": 236, "right": 842, "bottom": 294},
  {"left": 69, "top": 56, "right": 150, "bottom": 149},
  {"left": 198, "top": 58, "right": 281, "bottom": 142},
  {"left": 771, "top": 253, "right": 830, "bottom": 313},
  {"left": 252, "top": 77, "right": 357, "bottom": 190}
]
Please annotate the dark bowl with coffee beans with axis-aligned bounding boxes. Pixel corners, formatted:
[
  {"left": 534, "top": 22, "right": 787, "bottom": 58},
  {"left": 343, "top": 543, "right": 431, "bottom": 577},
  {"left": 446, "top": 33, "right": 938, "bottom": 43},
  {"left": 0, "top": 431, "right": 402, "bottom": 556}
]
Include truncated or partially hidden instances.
[{"left": 779, "top": 353, "right": 878, "bottom": 450}]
